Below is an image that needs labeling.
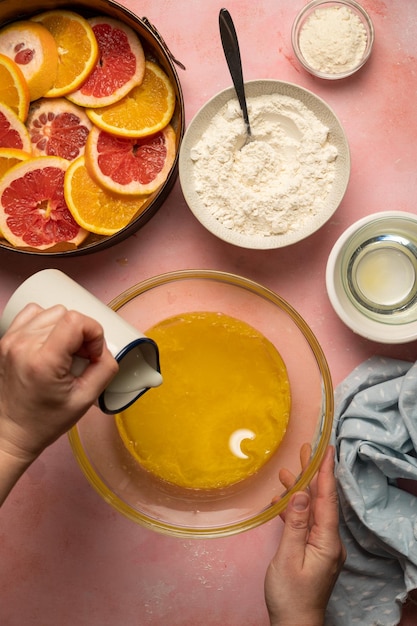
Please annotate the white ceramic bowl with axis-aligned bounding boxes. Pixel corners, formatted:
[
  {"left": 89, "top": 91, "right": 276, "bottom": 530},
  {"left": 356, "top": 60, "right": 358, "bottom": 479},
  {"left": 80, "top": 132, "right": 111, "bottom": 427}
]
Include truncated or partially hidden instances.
[
  {"left": 326, "top": 211, "right": 417, "bottom": 343},
  {"left": 179, "top": 79, "right": 350, "bottom": 249},
  {"left": 292, "top": 0, "right": 374, "bottom": 80}
]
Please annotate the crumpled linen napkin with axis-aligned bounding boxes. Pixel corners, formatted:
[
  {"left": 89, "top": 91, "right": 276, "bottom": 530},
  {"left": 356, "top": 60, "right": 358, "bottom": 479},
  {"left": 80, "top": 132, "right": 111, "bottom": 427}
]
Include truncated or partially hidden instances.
[{"left": 325, "top": 356, "right": 417, "bottom": 626}]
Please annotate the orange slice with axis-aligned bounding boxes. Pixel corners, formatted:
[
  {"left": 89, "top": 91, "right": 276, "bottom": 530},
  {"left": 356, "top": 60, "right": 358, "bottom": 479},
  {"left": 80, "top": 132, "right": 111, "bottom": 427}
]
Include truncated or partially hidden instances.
[
  {"left": 85, "top": 124, "right": 176, "bottom": 196},
  {"left": 31, "top": 10, "right": 99, "bottom": 97},
  {"left": 0, "top": 21, "right": 58, "bottom": 102},
  {"left": 0, "top": 155, "right": 88, "bottom": 249},
  {"left": 64, "top": 155, "right": 149, "bottom": 235},
  {"left": 0, "top": 102, "right": 31, "bottom": 152},
  {"left": 86, "top": 61, "right": 175, "bottom": 137},
  {"left": 0, "top": 147, "right": 31, "bottom": 179},
  {"left": 66, "top": 17, "right": 145, "bottom": 108},
  {"left": 26, "top": 98, "right": 92, "bottom": 160},
  {"left": 0, "top": 53, "right": 30, "bottom": 121}
]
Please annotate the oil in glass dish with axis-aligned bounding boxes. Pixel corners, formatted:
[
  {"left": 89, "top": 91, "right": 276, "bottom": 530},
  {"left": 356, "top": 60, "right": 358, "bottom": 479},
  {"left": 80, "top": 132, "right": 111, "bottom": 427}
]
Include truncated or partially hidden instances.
[{"left": 344, "top": 233, "right": 417, "bottom": 322}]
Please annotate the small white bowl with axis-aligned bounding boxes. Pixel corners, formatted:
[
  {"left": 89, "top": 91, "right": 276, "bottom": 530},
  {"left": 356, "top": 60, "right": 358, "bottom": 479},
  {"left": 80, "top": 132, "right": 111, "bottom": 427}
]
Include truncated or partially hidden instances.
[
  {"left": 326, "top": 211, "right": 417, "bottom": 343},
  {"left": 179, "top": 79, "right": 350, "bottom": 249},
  {"left": 292, "top": 0, "right": 375, "bottom": 80}
]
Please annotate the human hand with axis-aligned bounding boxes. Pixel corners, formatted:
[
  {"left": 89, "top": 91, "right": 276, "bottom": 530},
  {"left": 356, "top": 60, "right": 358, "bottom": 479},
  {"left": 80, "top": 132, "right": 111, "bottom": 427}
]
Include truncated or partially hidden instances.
[
  {"left": 0, "top": 303, "right": 118, "bottom": 467},
  {"left": 265, "top": 445, "right": 346, "bottom": 626}
]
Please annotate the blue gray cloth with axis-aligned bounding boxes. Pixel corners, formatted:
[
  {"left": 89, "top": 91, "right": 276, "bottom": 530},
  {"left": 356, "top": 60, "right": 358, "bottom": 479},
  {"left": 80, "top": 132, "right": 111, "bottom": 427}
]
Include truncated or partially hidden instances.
[{"left": 325, "top": 357, "right": 417, "bottom": 626}]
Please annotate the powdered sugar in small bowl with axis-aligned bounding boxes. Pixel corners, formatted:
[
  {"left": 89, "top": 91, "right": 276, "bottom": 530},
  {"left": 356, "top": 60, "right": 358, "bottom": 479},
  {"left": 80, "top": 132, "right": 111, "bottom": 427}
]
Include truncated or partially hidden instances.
[
  {"left": 179, "top": 80, "right": 350, "bottom": 249},
  {"left": 292, "top": 0, "right": 374, "bottom": 80}
]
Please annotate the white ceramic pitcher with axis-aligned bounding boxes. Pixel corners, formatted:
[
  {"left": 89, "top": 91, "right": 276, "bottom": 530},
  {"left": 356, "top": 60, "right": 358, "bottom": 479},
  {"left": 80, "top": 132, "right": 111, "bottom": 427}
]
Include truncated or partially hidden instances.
[{"left": 0, "top": 269, "right": 163, "bottom": 414}]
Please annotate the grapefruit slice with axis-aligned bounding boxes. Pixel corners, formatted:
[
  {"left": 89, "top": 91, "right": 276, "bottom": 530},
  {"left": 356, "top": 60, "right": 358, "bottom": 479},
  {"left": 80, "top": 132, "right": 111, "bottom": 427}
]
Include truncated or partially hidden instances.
[
  {"left": 86, "top": 61, "right": 176, "bottom": 138},
  {"left": 66, "top": 17, "right": 145, "bottom": 108},
  {"left": 64, "top": 155, "right": 148, "bottom": 235},
  {"left": 31, "top": 10, "right": 99, "bottom": 98},
  {"left": 0, "top": 102, "right": 31, "bottom": 152},
  {"left": 0, "top": 53, "right": 30, "bottom": 121},
  {"left": 26, "top": 98, "right": 92, "bottom": 160},
  {"left": 0, "top": 147, "right": 31, "bottom": 237},
  {"left": 85, "top": 124, "right": 176, "bottom": 196},
  {"left": 0, "top": 20, "right": 58, "bottom": 101},
  {"left": 0, "top": 155, "right": 88, "bottom": 249}
]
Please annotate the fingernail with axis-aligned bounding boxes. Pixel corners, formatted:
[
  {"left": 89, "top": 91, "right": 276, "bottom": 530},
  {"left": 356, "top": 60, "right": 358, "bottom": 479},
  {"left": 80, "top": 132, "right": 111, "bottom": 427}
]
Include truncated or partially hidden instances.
[{"left": 292, "top": 492, "right": 309, "bottom": 511}]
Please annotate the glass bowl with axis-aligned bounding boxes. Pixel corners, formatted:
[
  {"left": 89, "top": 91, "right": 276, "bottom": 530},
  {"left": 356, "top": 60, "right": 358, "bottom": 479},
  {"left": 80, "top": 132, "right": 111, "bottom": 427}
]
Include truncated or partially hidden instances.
[
  {"left": 292, "top": 0, "right": 374, "bottom": 80},
  {"left": 69, "top": 270, "right": 333, "bottom": 538},
  {"left": 0, "top": 0, "right": 184, "bottom": 256}
]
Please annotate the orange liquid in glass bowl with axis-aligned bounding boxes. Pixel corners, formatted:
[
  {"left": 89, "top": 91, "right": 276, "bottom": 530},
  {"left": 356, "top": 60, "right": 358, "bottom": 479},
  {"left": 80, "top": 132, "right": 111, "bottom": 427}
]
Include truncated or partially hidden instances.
[{"left": 115, "top": 311, "right": 291, "bottom": 490}]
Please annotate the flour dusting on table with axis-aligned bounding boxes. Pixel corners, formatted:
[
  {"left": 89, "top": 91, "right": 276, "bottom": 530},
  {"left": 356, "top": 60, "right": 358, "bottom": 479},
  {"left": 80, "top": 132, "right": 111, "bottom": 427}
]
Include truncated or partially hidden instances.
[{"left": 190, "top": 94, "right": 338, "bottom": 237}]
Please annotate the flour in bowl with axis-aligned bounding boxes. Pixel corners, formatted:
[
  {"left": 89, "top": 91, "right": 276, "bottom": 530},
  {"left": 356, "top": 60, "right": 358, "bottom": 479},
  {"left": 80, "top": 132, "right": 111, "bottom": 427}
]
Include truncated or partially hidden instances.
[
  {"left": 298, "top": 5, "right": 368, "bottom": 75},
  {"left": 189, "top": 94, "right": 338, "bottom": 237}
]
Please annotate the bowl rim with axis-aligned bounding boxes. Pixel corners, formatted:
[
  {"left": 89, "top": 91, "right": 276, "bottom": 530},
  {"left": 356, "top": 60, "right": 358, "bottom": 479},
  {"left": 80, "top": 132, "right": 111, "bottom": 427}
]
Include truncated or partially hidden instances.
[
  {"left": 291, "top": 0, "right": 375, "bottom": 80},
  {"left": 179, "top": 79, "right": 350, "bottom": 250},
  {"left": 326, "top": 211, "right": 417, "bottom": 343},
  {"left": 69, "top": 269, "right": 334, "bottom": 538}
]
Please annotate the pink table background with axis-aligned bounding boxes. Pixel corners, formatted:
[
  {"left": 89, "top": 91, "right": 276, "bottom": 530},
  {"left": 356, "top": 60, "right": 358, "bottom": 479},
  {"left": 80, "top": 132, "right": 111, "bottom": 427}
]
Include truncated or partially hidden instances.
[{"left": 1, "top": 1, "right": 417, "bottom": 624}]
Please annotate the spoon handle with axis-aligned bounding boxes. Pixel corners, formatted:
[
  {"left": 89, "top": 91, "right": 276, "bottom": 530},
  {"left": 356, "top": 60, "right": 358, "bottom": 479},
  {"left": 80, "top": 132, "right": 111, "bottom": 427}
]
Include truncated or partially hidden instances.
[{"left": 219, "top": 8, "right": 251, "bottom": 136}]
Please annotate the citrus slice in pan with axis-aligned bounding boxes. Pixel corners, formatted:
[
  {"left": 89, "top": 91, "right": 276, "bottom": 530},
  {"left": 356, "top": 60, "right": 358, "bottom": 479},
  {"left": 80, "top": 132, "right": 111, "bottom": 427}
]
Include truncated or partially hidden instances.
[
  {"left": 0, "top": 21, "right": 58, "bottom": 102},
  {"left": 0, "top": 147, "right": 31, "bottom": 237},
  {"left": 86, "top": 61, "right": 175, "bottom": 137},
  {"left": 31, "top": 10, "right": 99, "bottom": 97},
  {"left": 0, "top": 155, "right": 88, "bottom": 249},
  {"left": 0, "top": 147, "right": 31, "bottom": 178},
  {"left": 64, "top": 155, "right": 149, "bottom": 235},
  {"left": 0, "top": 103, "right": 31, "bottom": 151},
  {"left": 66, "top": 17, "right": 145, "bottom": 108},
  {"left": 26, "top": 98, "right": 92, "bottom": 160},
  {"left": 85, "top": 124, "right": 176, "bottom": 195},
  {"left": 0, "top": 53, "right": 30, "bottom": 121}
]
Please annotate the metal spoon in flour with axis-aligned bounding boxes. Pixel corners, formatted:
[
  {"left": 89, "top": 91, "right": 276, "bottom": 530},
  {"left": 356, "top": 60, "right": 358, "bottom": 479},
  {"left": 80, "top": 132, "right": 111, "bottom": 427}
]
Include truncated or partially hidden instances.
[{"left": 219, "top": 8, "right": 252, "bottom": 143}]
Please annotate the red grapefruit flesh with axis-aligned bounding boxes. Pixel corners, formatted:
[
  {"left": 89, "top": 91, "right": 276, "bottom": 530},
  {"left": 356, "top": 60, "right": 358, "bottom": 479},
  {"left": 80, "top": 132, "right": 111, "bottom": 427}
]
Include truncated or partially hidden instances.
[
  {"left": 85, "top": 124, "right": 176, "bottom": 195},
  {"left": 0, "top": 102, "right": 31, "bottom": 151},
  {"left": 66, "top": 17, "right": 145, "bottom": 108},
  {"left": 26, "top": 98, "right": 92, "bottom": 160},
  {"left": 0, "top": 155, "right": 88, "bottom": 249}
]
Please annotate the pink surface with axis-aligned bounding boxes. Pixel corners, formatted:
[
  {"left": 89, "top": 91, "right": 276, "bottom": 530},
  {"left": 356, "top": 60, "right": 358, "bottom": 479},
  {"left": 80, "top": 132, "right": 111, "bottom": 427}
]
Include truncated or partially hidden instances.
[{"left": 1, "top": 0, "right": 417, "bottom": 624}]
